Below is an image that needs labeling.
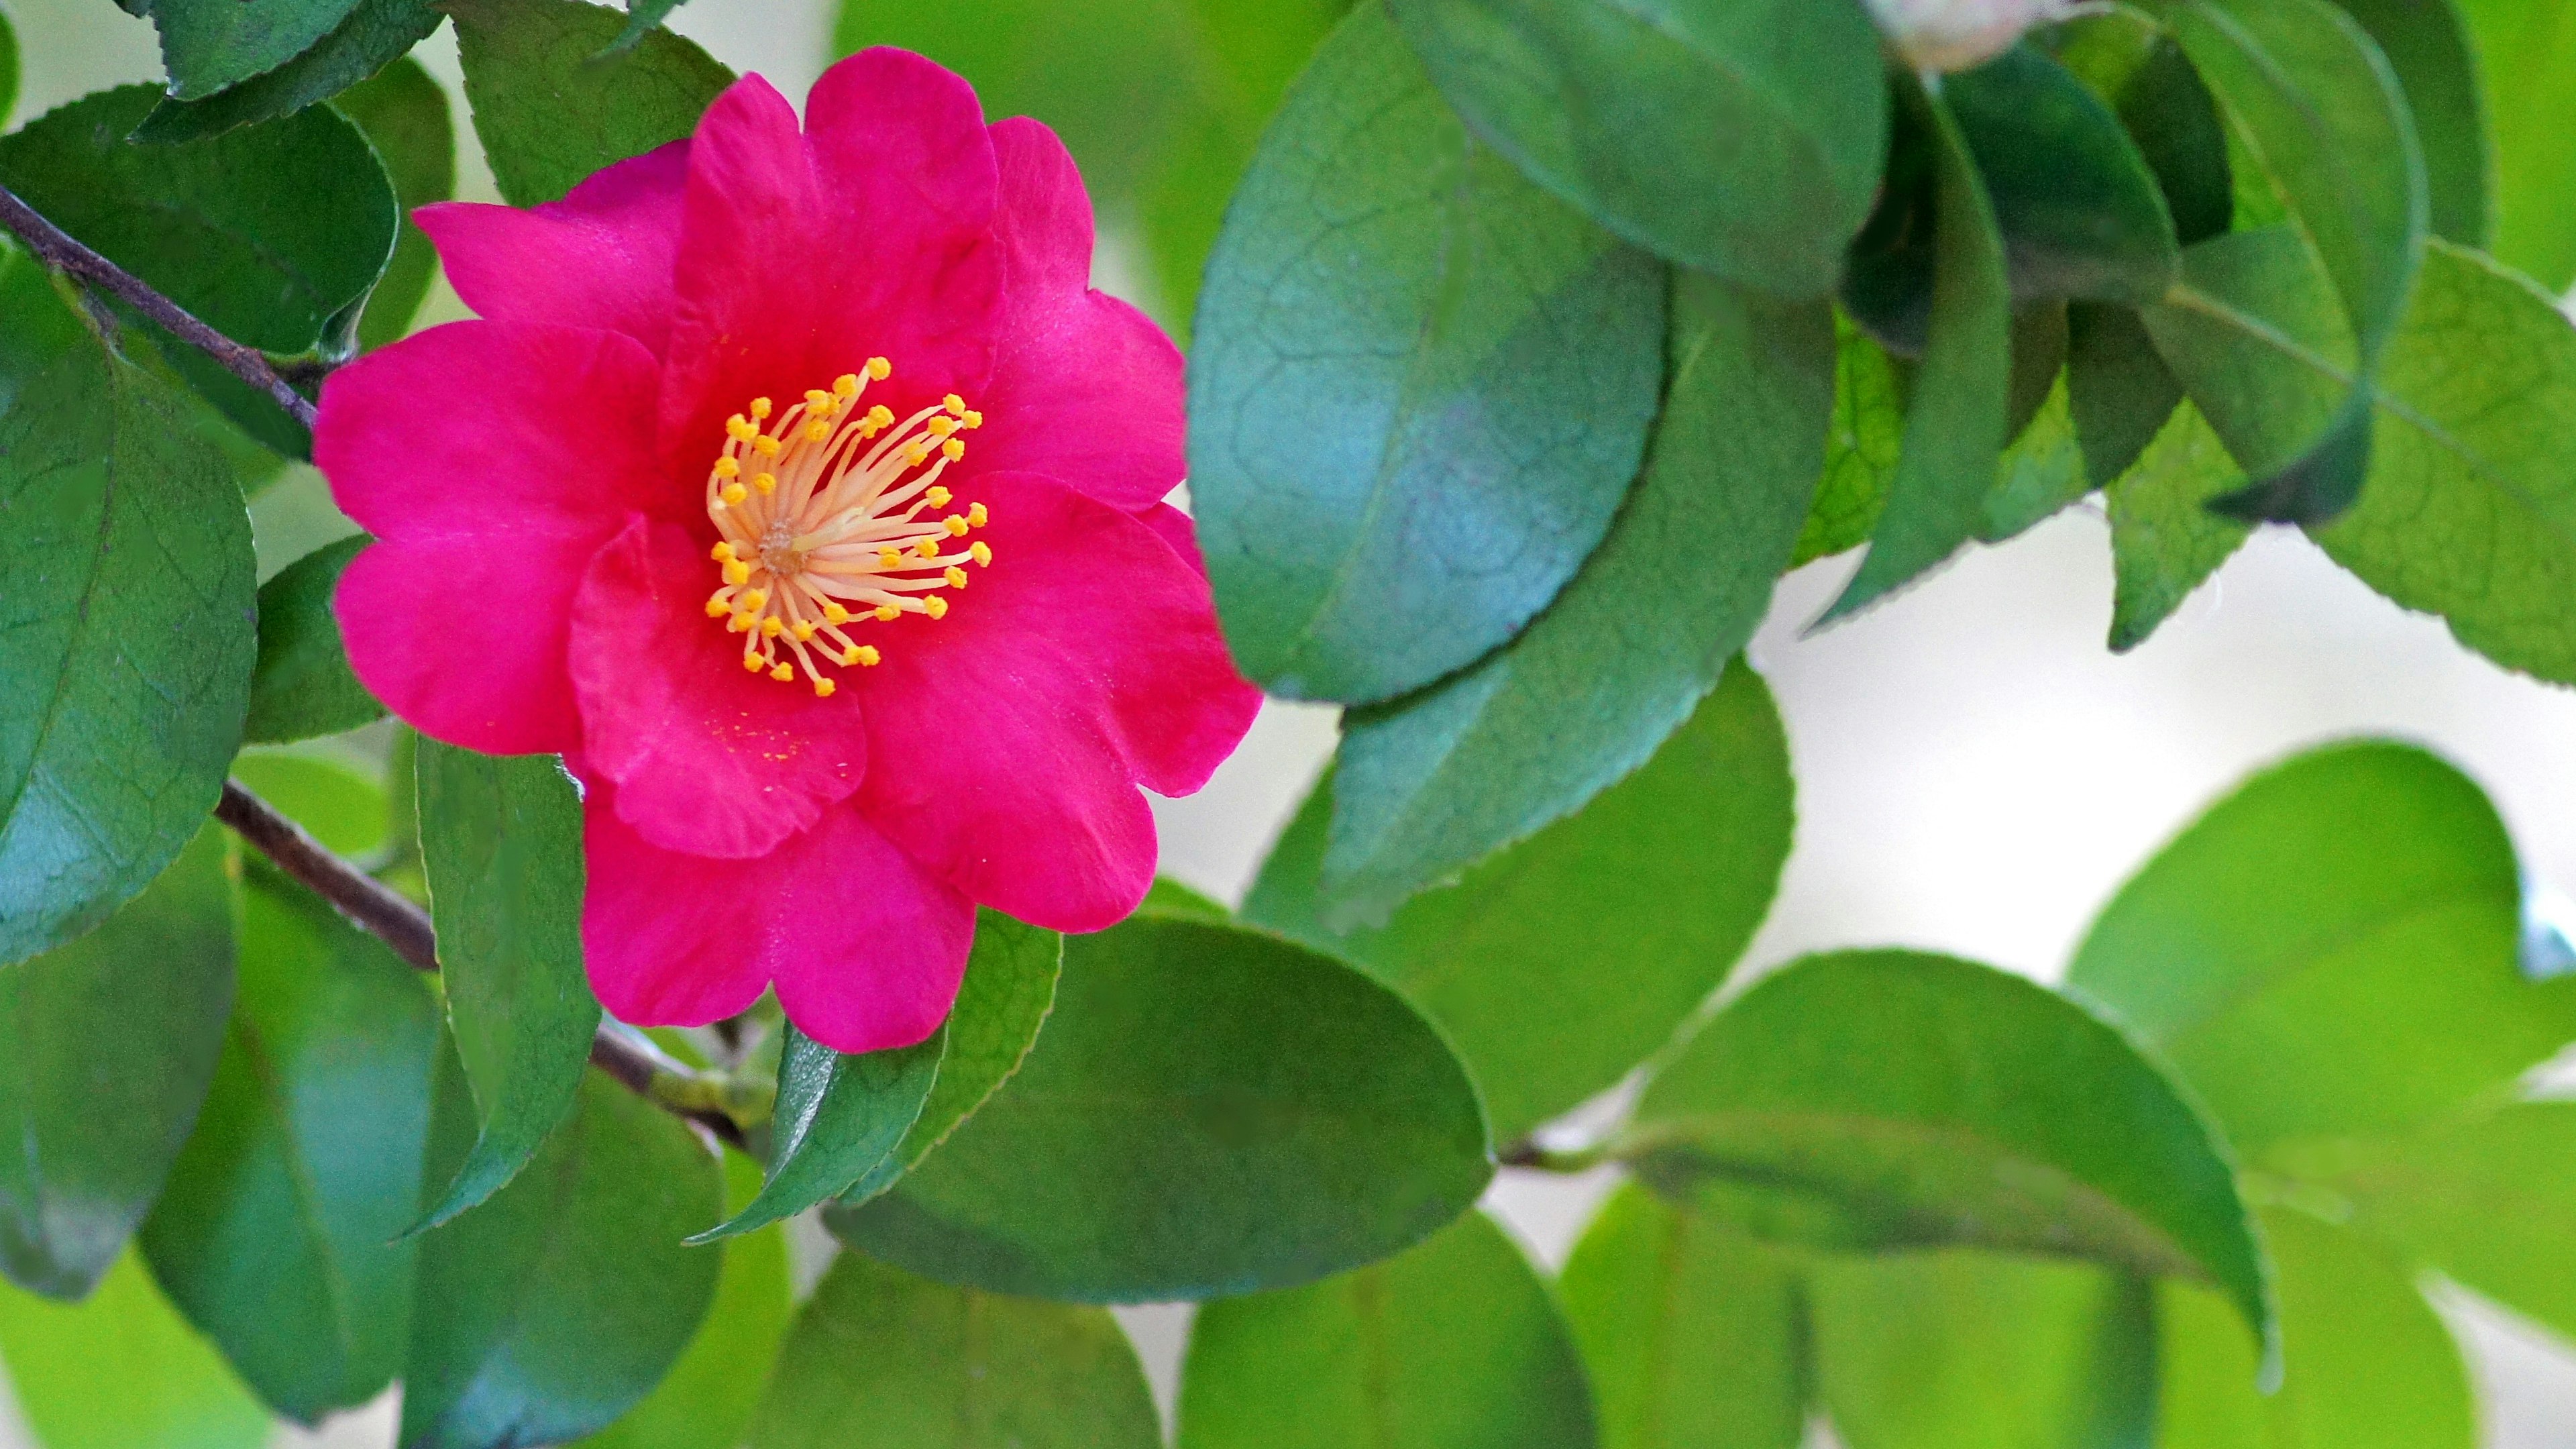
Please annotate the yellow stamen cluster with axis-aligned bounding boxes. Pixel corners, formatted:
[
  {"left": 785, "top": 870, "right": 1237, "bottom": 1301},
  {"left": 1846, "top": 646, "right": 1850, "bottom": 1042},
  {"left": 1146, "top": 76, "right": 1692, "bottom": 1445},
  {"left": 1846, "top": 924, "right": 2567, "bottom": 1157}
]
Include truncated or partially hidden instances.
[{"left": 702, "top": 362, "right": 991, "bottom": 694}]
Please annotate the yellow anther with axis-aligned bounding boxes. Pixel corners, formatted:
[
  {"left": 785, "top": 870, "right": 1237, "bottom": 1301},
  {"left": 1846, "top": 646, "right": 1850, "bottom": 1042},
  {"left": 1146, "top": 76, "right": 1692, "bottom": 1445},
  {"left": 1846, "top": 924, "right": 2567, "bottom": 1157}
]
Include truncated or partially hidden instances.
[
  {"left": 915, "top": 537, "right": 941, "bottom": 559},
  {"left": 741, "top": 588, "right": 767, "bottom": 610},
  {"left": 805, "top": 389, "right": 833, "bottom": 409},
  {"left": 943, "top": 439, "right": 965, "bottom": 462},
  {"left": 804, "top": 420, "right": 830, "bottom": 442},
  {"left": 874, "top": 604, "right": 900, "bottom": 622},
  {"left": 711, "top": 541, "right": 737, "bottom": 563},
  {"left": 878, "top": 546, "right": 904, "bottom": 568},
  {"left": 867, "top": 405, "right": 893, "bottom": 428},
  {"left": 853, "top": 645, "right": 881, "bottom": 667},
  {"left": 750, "top": 397, "right": 773, "bottom": 419},
  {"left": 969, "top": 540, "right": 992, "bottom": 566},
  {"left": 962, "top": 410, "right": 983, "bottom": 429},
  {"left": 727, "top": 612, "right": 751, "bottom": 633},
  {"left": 721, "top": 483, "right": 747, "bottom": 505},
  {"left": 943, "top": 394, "right": 965, "bottom": 417},
  {"left": 792, "top": 620, "right": 818, "bottom": 641},
  {"left": 769, "top": 663, "right": 794, "bottom": 682},
  {"left": 903, "top": 445, "right": 931, "bottom": 468},
  {"left": 944, "top": 515, "right": 970, "bottom": 537},
  {"left": 924, "top": 596, "right": 949, "bottom": 620},
  {"left": 926, "top": 486, "right": 952, "bottom": 507},
  {"left": 761, "top": 617, "right": 784, "bottom": 638},
  {"left": 967, "top": 502, "right": 989, "bottom": 527},
  {"left": 723, "top": 560, "right": 751, "bottom": 586},
  {"left": 704, "top": 594, "right": 731, "bottom": 618},
  {"left": 753, "top": 435, "right": 781, "bottom": 458},
  {"left": 834, "top": 373, "right": 861, "bottom": 397},
  {"left": 823, "top": 602, "right": 851, "bottom": 625},
  {"left": 928, "top": 415, "right": 958, "bottom": 438},
  {"left": 814, "top": 678, "right": 837, "bottom": 697},
  {"left": 865, "top": 357, "right": 891, "bottom": 380},
  {"left": 945, "top": 566, "right": 969, "bottom": 588},
  {"left": 755, "top": 472, "right": 777, "bottom": 495},
  {"left": 726, "top": 415, "right": 756, "bottom": 442},
  {"left": 713, "top": 458, "right": 741, "bottom": 480},
  {"left": 742, "top": 654, "right": 763, "bottom": 672}
]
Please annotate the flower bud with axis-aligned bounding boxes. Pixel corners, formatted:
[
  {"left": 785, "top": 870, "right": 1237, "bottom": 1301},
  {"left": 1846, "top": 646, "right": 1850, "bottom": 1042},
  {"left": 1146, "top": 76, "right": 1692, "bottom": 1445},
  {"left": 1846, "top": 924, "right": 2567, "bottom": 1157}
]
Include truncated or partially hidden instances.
[{"left": 1866, "top": 0, "right": 2073, "bottom": 72}]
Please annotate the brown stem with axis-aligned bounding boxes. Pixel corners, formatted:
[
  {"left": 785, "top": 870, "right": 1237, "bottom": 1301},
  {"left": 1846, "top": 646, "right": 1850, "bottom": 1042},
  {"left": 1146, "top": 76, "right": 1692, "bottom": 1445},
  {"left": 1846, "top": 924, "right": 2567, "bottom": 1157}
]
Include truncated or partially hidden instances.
[
  {"left": 216, "top": 781, "right": 747, "bottom": 1148},
  {"left": 0, "top": 183, "right": 320, "bottom": 429}
]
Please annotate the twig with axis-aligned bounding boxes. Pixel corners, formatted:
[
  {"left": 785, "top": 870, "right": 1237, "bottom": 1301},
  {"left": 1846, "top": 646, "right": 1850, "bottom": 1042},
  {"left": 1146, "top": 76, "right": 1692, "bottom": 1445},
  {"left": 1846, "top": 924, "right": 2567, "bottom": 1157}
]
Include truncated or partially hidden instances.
[
  {"left": 0, "top": 182, "right": 319, "bottom": 429},
  {"left": 216, "top": 781, "right": 748, "bottom": 1149}
]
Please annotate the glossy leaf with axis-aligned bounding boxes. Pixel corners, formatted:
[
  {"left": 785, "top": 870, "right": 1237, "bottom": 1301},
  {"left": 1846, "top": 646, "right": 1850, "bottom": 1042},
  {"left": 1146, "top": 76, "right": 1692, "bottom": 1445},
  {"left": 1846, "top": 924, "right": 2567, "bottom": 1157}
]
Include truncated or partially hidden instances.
[
  {"left": 139, "top": 862, "right": 441, "bottom": 1423},
  {"left": 144, "top": 0, "right": 369, "bottom": 100},
  {"left": 1310, "top": 275, "right": 1825, "bottom": 923},
  {"left": 750, "top": 1250, "right": 1158, "bottom": 1449},
  {"left": 1248, "top": 665, "right": 1794, "bottom": 1141},
  {"left": 2066, "top": 301, "right": 2186, "bottom": 488},
  {"left": 0, "top": 828, "right": 234, "bottom": 1299},
  {"left": 1558, "top": 1185, "right": 1804, "bottom": 1449},
  {"left": 695, "top": 1023, "right": 941, "bottom": 1242},
  {"left": 1948, "top": 44, "right": 2180, "bottom": 307},
  {"left": 0, "top": 87, "right": 397, "bottom": 355},
  {"left": 414, "top": 743, "right": 598, "bottom": 1228},
  {"left": 449, "top": 0, "right": 733, "bottom": 207},
  {"left": 0, "top": 1250, "right": 268, "bottom": 1449},
  {"left": 340, "top": 55, "right": 456, "bottom": 349},
  {"left": 133, "top": 0, "right": 445, "bottom": 143},
  {"left": 0, "top": 337, "right": 255, "bottom": 965},
  {"left": 2326, "top": 0, "right": 2489, "bottom": 246},
  {"left": 228, "top": 753, "right": 388, "bottom": 859},
  {"left": 826, "top": 916, "right": 1492, "bottom": 1302},
  {"left": 1189, "top": 1, "right": 1666, "bottom": 704},
  {"left": 246, "top": 535, "right": 383, "bottom": 744},
  {"left": 2143, "top": 227, "right": 2351, "bottom": 486},
  {"left": 837, "top": 909, "right": 1061, "bottom": 1205},
  {"left": 1386, "top": 0, "right": 1884, "bottom": 298},
  {"left": 1179, "top": 1210, "right": 1593, "bottom": 1449},
  {"left": 2459, "top": 0, "right": 2576, "bottom": 288},
  {"left": 1792, "top": 313, "right": 1902, "bottom": 566},
  {"left": 2105, "top": 400, "right": 2249, "bottom": 651},
  {"left": 1633, "top": 949, "right": 2269, "bottom": 1348},
  {"left": 402, "top": 1065, "right": 723, "bottom": 1449},
  {"left": 2068, "top": 741, "right": 2576, "bottom": 1155},
  {"left": 1811, "top": 1250, "right": 2155, "bottom": 1449}
]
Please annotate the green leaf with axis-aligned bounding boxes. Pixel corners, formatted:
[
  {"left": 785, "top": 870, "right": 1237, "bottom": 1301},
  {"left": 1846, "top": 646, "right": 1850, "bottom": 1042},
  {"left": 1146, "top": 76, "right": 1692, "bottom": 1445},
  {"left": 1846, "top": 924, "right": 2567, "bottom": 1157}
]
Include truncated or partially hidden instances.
[
  {"left": 2108, "top": 31, "right": 2236, "bottom": 246},
  {"left": 403, "top": 1065, "right": 723, "bottom": 1449},
  {"left": 245, "top": 535, "right": 383, "bottom": 744},
  {"left": 2457, "top": 0, "right": 2576, "bottom": 288},
  {"left": 2324, "top": 0, "right": 2489, "bottom": 246},
  {"left": 2066, "top": 740, "right": 2576, "bottom": 1156},
  {"left": 1558, "top": 1185, "right": 1804, "bottom": 1449},
  {"left": 748, "top": 1251, "right": 1159, "bottom": 1449},
  {"left": 1791, "top": 313, "right": 1902, "bottom": 566},
  {"left": 826, "top": 915, "right": 1492, "bottom": 1302},
  {"left": 0, "top": 3, "right": 17, "bottom": 128},
  {"left": 0, "top": 337, "right": 255, "bottom": 965},
  {"left": 0, "top": 828, "right": 234, "bottom": 1299},
  {"left": 605, "top": 0, "right": 689, "bottom": 54},
  {"left": 144, "top": 0, "right": 372, "bottom": 100},
  {"left": 2143, "top": 225, "right": 2351, "bottom": 480},
  {"left": 693, "top": 1023, "right": 941, "bottom": 1242},
  {"left": 1633, "top": 949, "right": 2271, "bottom": 1349},
  {"left": 1179, "top": 1209, "right": 1593, "bottom": 1449},
  {"left": 1248, "top": 665, "right": 1794, "bottom": 1142},
  {"left": 2154, "top": 1208, "right": 2472, "bottom": 1449},
  {"left": 2105, "top": 399, "right": 2251, "bottom": 651},
  {"left": 0, "top": 87, "right": 398, "bottom": 355},
  {"left": 228, "top": 753, "right": 388, "bottom": 859},
  {"left": 1949, "top": 44, "right": 2180, "bottom": 307},
  {"left": 138, "top": 861, "right": 441, "bottom": 1423},
  {"left": 1980, "top": 368, "right": 2091, "bottom": 543},
  {"left": 1385, "top": 0, "right": 1884, "bottom": 298},
  {"left": 1825, "top": 78, "right": 2013, "bottom": 621},
  {"left": 131, "top": 0, "right": 445, "bottom": 144},
  {"left": 836, "top": 908, "right": 1061, "bottom": 1205},
  {"left": 0, "top": 1250, "right": 268, "bottom": 1449},
  {"left": 340, "top": 54, "right": 456, "bottom": 350},
  {"left": 413, "top": 743, "right": 599, "bottom": 1228},
  {"left": 2066, "top": 301, "right": 2186, "bottom": 486},
  {"left": 448, "top": 0, "right": 733, "bottom": 207},
  {"left": 1307, "top": 274, "right": 1825, "bottom": 924},
  {"left": 578, "top": 1149, "right": 793, "bottom": 1449},
  {"left": 1188, "top": 1, "right": 1666, "bottom": 704},
  {"left": 0, "top": 239, "right": 89, "bottom": 409},
  {"left": 1810, "top": 1251, "right": 2155, "bottom": 1449}
]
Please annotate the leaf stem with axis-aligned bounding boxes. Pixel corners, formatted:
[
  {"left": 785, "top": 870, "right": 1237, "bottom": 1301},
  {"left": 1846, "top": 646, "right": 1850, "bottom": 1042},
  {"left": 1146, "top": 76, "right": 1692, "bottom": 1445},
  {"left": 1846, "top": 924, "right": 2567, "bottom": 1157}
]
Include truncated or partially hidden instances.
[
  {"left": 0, "top": 182, "right": 320, "bottom": 429},
  {"left": 215, "top": 779, "right": 750, "bottom": 1148}
]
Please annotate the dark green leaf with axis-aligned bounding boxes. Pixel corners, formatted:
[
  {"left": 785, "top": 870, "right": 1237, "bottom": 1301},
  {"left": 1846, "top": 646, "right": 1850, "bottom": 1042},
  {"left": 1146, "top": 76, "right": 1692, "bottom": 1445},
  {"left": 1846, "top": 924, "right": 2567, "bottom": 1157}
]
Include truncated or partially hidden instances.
[
  {"left": 448, "top": 0, "right": 733, "bottom": 207},
  {"left": 2324, "top": 0, "right": 2489, "bottom": 246},
  {"left": 1811, "top": 1250, "right": 2154, "bottom": 1449},
  {"left": 413, "top": 743, "right": 598, "bottom": 1228},
  {"left": 1179, "top": 1209, "right": 1594, "bottom": 1449},
  {"left": 2144, "top": 226, "right": 2351, "bottom": 478},
  {"left": 2105, "top": 399, "right": 2249, "bottom": 651},
  {"left": 1949, "top": 44, "right": 2180, "bottom": 307},
  {"left": 228, "top": 752, "right": 388, "bottom": 859},
  {"left": 1791, "top": 313, "right": 1901, "bottom": 566},
  {"left": 1633, "top": 949, "right": 2270, "bottom": 1348},
  {"left": 403, "top": 1065, "right": 722, "bottom": 1449},
  {"left": 133, "top": 0, "right": 445, "bottom": 144},
  {"left": 340, "top": 55, "right": 456, "bottom": 349},
  {"left": 144, "top": 0, "right": 371, "bottom": 100},
  {"left": 2067, "top": 741, "right": 2576, "bottom": 1155},
  {"left": 749, "top": 1250, "right": 1159, "bottom": 1449},
  {"left": 1980, "top": 344, "right": 2091, "bottom": 544},
  {"left": 0, "top": 86, "right": 397, "bottom": 355},
  {"left": 139, "top": 861, "right": 441, "bottom": 1422},
  {"left": 0, "top": 828, "right": 234, "bottom": 1299},
  {"left": 826, "top": 916, "right": 1491, "bottom": 1302},
  {"left": 2067, "top": 301, "right": 2186, "bottom": 485},
  {"left": 694, "top": 1024, "right": 941, "bottom": 1242},
  {"left": 605, "top": 0, "right": 688, "bottom": 54},
  {"left": 1189, "top": 1, "right": 1666, "bottom": 704},
  {"left": 1825, "top": 78, "right": 2013, "bottom": 621},
  {"left": 2459, "top": 0, "right": 2576, "bottom": 288},
  {"left": 0, "top": 239, "right": 89, "bottom": 408},
  {"left": 2112, "top": 33, "right": 2236, "bottom": 246},
  {"left": 1248, "top": 665, "right": 1794, "bottom": 1142},
  {"left": 0, "top": 337, "right": 256, "bottom": 964},
  {"left": 1558, "top": 1185, "right": 1803, "bottom": 1449},
  {"left": 1308, "top": 276, "right": 1824, "bottom": 923},
  {"left": 246, "top": 535, "right": 383, "bottom": 744},
  {"left": 0, "top": 1250, "right": 268, "bottom": 1449},
  {"left": 1386, "top": 0, "right": 1884, "bottom": 297},
  {"left": 837, "top": 909, "right": 1061, "bottom": 1205}
]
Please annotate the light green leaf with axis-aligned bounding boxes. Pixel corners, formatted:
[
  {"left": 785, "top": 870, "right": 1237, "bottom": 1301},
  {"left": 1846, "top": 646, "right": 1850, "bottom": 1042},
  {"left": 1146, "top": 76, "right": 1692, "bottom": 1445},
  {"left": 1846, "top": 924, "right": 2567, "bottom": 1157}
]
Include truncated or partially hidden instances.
[
  {"left": 2323, "top": 0, "right": 2489, "bottom": 246},
  {"left": 693, "top": 1022, "right": 941, "bottom": 1242},
  {"left": 1633, "top": 949, "right": 2270, "bottom": 1349},
  {"left": 132, "top": 0, "right": 445, "bottom": 144},
  {"left": 1950, "top": 44, "right": 2181, "bottom": 307},
  {"left": 2106, "top": 398, "right": 2250, "bottom": 651},
  {"left": 1385, "top": 0, "right": 1884, "bottom": 297},
  {"left": 339, "top": 54, "right": 456, "bottom": 349},
  {"left": 402, "top": 1065, "right": 723, "bottom": 1449},
  {"left": 245, "top": 536, "right": 384, "bottom": 744},
  {"left": 0, "top": 3, "right": 16, "bottom": 128},
  {"left": 2067, "top": 740, "right": 2576, "bottom": 1155},
  {"left": 0, "top": 1250, "right": 268, "bottom": 1449},
  {"left": 826, "top": 915, "right": 1493, "bottom": 1302},
  {"left": 228, "top": 752, "right": 388, "bottom": 863},
  {"left": 2457, "top": 0, "right": 2576, "bottom": 288},
  {"left": 1558, "top": 1185, "right": 1804, "bottom": 1449},
  {"left": 138, "top": 861, "right": 441, "bottom": 1423},
  {"left": 1791, "top": 313, "right": 1901, "bottom": 566},
  {"left": 413, "top": 743, "right": 599, "bottom": 1228},
  {"left": 0, "top": 828, "right": 234, "bottom": 1299},
  {"left": 749, "top": 1251, "right": 1159, "bottom": 1449},
  {"left": 144, "top": 0, "right": 371, "bottom": 101},
  {"left": 1188, "top": 1, "right": 1665, "bottom": 704},
  {"left": 1310, "top": 274, "right": 1825, "bottom": 924},
  {"left": 448, "top": 0, "right": 733, "bottom": 208},
  {"left": 1981, "top": 369, "right": 2091, "bottom": 543},
  {"left": 0, "top": 337, "right": 255, "bottom": 965},
  {"left": 1248, "top": 665, "right": 1793, "bottom": 1142}
]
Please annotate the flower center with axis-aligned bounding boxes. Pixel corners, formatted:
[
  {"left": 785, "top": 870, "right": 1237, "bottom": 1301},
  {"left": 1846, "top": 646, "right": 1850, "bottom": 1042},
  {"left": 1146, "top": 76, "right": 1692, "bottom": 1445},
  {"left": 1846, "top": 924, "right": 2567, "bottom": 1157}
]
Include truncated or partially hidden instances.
[{"left": 702, "top": 358, "right": 991, "bottom": 696}]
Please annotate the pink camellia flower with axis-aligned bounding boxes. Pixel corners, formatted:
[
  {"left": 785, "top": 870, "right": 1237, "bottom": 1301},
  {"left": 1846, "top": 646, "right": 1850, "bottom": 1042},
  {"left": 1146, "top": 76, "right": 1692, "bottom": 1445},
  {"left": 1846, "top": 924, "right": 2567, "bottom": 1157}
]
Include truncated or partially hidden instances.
[{"left": 314, "top": 50, "right": 1261, "bottom": 1053}]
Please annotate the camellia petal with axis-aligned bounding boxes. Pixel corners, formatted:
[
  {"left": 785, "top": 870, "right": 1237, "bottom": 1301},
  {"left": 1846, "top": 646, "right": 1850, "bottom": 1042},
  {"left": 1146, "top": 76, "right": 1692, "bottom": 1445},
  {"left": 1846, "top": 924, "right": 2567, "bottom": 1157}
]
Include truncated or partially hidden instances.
[{"left": 416, "top": 142, "right": 690, "bottom": 356}]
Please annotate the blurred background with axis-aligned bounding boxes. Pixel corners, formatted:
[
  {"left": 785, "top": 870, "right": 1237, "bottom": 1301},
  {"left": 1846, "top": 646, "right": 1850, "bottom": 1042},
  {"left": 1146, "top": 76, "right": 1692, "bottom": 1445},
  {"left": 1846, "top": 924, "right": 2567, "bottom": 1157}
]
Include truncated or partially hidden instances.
[{"left": 9, "top": 0, "right": 2576, "bottom": 1443}]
